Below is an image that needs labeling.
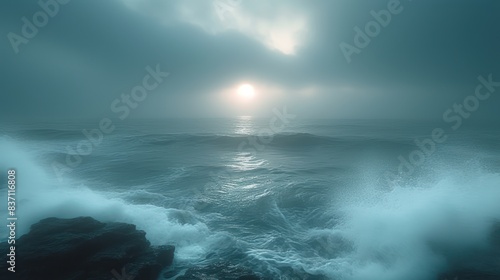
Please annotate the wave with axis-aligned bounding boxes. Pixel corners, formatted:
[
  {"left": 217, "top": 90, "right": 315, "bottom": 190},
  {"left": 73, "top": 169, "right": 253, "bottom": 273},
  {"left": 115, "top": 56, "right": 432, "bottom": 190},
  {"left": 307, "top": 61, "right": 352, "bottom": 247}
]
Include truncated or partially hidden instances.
[
  {"left": 2, "top": 135, "right": 500, "bottom": 279},
  {"left": 330, "top": 171, "right": 500, "bottom": 280},
  {"left": 135, "top": 132, "right": 407, "bottom": 150},
  {"left": 6, "top": 128, "right": 85, "bottom": 141},
  {"left": 0, "top": 137, "right": 219, "bottom": 262},
  {"left": 248, "top": 166, "right": 500, "bottom": 280}
]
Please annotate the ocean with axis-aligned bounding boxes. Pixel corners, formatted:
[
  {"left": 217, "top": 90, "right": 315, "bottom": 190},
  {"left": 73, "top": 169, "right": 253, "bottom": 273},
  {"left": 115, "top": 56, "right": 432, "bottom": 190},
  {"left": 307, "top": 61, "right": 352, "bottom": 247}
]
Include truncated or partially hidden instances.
[{"left": 1, "top": 118, "right": 500, "bottom": 279}]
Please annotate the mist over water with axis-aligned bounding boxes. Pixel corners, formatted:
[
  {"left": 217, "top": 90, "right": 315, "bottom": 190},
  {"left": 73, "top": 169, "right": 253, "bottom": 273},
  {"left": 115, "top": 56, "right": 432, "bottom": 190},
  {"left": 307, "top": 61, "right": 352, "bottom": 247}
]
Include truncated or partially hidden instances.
[
  {"left": 1, "top": 119, "right": 500, "bottom": 279},
  {"left": 2, "top": 0, "right": 499, "bottom": 278}
]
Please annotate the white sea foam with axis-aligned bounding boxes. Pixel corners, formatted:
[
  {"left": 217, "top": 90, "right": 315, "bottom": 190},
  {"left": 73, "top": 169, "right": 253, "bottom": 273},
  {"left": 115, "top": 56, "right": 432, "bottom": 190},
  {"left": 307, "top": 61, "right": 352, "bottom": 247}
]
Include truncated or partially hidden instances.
[{"left": 0, "top": 137, "right": 217, "bottom": 261}]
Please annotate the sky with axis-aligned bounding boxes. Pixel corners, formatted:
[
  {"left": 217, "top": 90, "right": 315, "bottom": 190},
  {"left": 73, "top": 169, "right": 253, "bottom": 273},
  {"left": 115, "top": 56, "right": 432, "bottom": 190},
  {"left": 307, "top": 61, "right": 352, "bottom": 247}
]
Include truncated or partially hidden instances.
[{"left": 1, "top": 0, "right": 499, "bottom": 120}]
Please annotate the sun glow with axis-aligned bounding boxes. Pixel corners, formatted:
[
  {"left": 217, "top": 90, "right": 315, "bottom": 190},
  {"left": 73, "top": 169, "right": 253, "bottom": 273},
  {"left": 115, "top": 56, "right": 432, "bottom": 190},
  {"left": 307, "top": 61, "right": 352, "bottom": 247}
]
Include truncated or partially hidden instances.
[{"left": 237, "top": 84, "right": 255, "bottom": 100}]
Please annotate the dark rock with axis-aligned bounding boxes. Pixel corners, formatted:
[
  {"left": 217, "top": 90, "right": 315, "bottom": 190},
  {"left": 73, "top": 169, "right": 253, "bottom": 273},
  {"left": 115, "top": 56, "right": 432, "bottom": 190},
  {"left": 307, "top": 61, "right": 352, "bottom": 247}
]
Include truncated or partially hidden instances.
[
  {"left": 437, "top": 221, "right": 500, "bottom": 280},
  {"left": 175, "top": 261, "right": 261, "bottom": 280},
  {"left": 0, "top": 217, "right": 174, "bottom": 280}
]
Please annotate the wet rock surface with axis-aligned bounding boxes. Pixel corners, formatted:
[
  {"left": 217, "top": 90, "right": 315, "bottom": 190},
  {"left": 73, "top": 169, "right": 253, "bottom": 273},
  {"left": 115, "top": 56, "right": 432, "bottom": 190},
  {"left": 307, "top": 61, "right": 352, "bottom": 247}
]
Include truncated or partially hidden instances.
[{"left": 0, "top": 217, "right": 174, "bottom": 280}]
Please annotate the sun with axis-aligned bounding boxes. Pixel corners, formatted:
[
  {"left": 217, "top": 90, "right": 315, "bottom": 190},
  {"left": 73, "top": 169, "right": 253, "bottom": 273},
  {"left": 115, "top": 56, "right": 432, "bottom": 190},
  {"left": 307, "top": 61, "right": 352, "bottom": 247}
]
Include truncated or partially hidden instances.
[{"left": 237, "top": 84, "right": 255, "bottom": 100}]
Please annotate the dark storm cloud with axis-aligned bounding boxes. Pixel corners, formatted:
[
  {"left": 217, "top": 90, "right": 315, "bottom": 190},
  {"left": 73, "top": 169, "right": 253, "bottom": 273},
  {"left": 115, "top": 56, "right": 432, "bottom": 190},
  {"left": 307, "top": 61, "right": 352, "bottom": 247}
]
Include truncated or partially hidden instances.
[{"left": 1, "top": 0, "right": 499, "bottom": 120}]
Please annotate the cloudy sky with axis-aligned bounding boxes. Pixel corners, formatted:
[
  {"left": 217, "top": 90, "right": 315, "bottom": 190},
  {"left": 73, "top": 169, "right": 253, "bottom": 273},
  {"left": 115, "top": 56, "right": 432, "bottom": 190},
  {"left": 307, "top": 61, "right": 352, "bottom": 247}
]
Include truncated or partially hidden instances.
[{"left": 1, "top": 0, "right": 499, "bottom": 120}]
